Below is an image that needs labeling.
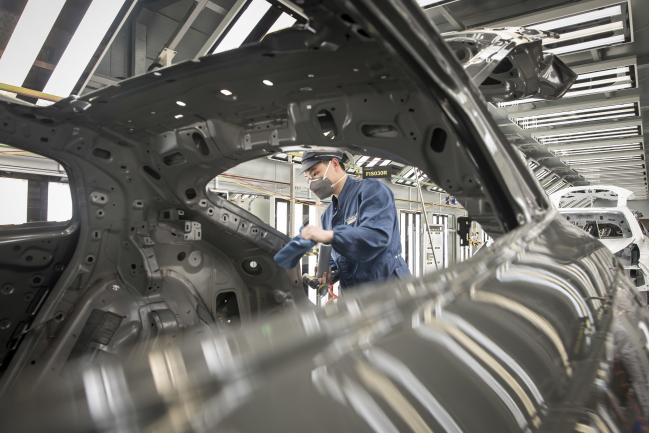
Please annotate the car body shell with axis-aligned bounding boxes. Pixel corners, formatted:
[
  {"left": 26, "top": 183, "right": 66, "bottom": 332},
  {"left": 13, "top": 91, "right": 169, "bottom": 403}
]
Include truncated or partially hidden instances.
[{"left": 0, "top": 1, "right": 648, "bottom": 433}]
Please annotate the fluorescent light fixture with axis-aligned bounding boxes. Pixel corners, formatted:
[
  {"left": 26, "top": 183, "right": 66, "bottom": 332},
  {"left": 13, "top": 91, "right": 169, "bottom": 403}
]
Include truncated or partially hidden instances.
[
  {"left": 536, "top": 126, "right": 640, "bottom": 144},
  {"left": 213, "top": 0, "right": 272, "bottom": 54},
  {"left": 220, "top": 89, "right": 233, "bottom": 96},
  {"left": 546, "top": 34, "right": 625, "bottom": 55},
  {"left": 520, "top": 112, "right": 636, "bottom": 129},
  {"left": 176, "top": 100, "right": 186, "bottom": 107},
  {"left": 265, "top": 12, "right": 297, "bottom": 35},
  {"left": 365, "top": 157, "right": 381, "bottom": 168},
  {"left": 0, "top": 0, "right": 66, "bottom": 88},
  {"left": 40, "top": 0, "right": 128, "bottom": 102},
  {"left": 535, "top": 168, "right": 551, "bottom": 180},
  {"left": 553, "top": 143, "right": 643, "bottom": 156},
  {"left": 575, "top": 66, "right": 630, "bottom": 81},
  {"left": 542, "top": 22, "right": 623, "bottom": 45},
  {"left": 417, "top": 0, "right": 454, "bottom": 7},
  {"left": 568, "top": 155, "right": 644, "bottom": 164},
  {"left": 565, "top": 83, "right": 633, "bottom": 98},
  {"left": 174, "top": 114, "right": 184, "bottom": 119},
  {"left": 402, "top": 167, "right": 416, "bottom": 178},
  {"left": 355, "top": 156, "right": 370, "bottom": 165},
  {"left": 570, "top": 76, "right": 630, "bottom": 90},
  {"left": 529, "top": 5, "right": 622, "bottom": 31},
  {"left": 513, "top": 103, "right": 637, "bottom": 129},
  {"left": 262, "top": 79, "right": 274, "bottom": 86},
  {"left": 498, "top": 66, "right": 634, "bottom": 107},
  {"left": 515, "top": 103, "right": 633, "bottom": 122},
  {"left": 540, "top": 133, "right": 639, "bottom": 144}
]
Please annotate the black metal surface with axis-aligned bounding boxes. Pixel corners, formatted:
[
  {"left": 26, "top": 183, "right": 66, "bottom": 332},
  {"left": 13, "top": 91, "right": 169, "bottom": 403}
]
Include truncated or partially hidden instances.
[{"left": 0, "top": 1, "right": 647, "bottom": 433}]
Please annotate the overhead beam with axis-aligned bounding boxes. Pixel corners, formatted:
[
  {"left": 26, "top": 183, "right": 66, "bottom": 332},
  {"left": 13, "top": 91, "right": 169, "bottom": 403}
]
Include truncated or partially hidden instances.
[
  {"left": 155, "top": 0, "right": 211, "bottom": 67},
  {"left": 197, "top": 0, "right": 249, "bottom": 57}
]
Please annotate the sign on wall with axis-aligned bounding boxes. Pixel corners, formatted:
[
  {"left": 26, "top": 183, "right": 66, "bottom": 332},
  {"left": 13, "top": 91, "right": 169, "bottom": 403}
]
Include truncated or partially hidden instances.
[{"left": 362, "top": 167, "right": 390, "bottom": 179}]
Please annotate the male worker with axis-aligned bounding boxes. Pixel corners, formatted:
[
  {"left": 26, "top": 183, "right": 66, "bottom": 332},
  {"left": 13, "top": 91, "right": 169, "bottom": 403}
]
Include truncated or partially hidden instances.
[{"left": 299, "top": 150, "right": 410, "bottom": 290}]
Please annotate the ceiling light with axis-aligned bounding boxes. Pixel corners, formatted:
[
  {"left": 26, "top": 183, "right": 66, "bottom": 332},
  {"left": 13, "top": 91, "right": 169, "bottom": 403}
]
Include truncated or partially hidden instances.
[
  {"left": 512, "top": 102, "right": 637, "bottom": 129},
  {"left": 174, "top": 114, "right": 184, "bottom": 119},
  {"left": 176, "top": 100, "right": 186, "bottom": 107},
  {"left": 515, "top": 103, "right": 633, "bottom": 122},
  {"left": 536, "top": 126, "right": 640, "bottom": 144},
  {"left": 542, "top": 22, "right": 623, "bottom": 45},
  {"left": 220, "top": 89, "right": 233, "bottom": 96},
  {"left": 355, "top": 156, "right": 370, "bottom": 166},
  {"left": 265, "top": 12, "right": 297, "bottom": 35},
  {"left": 569, "top": 76, "right": 630, "bottom": 90},
  {"left": 579, "top": 66, "right": 630, "bottom": 81},
  {"left": 262, "top": 79, "right": 274, "bottom": 86},
  {"left": 565, "top": 83, "right": 632, "bottom": 98},
  {"left": 417, "top": 0, "right": 456, "bottom": 7},
  {"left": 0, "top": 0, "right": 66, "bottom": 88},
  {"left": 545, "top": 34, "right": 625, "bottom": 55},
  {"left": 365, "top": 157, "right": 382, "bottom": 168},
  {"left": 213, "top": 0, "right": 272, "bottom": 54},
  {"left": 497, "top": 66, "right": 634, "bottom": 107},
  {"left": 40, "top": 0, "right": 129, "bottom": 102},
  {"left": 529, "top": 5, "right": 622, "bottom": 31}
]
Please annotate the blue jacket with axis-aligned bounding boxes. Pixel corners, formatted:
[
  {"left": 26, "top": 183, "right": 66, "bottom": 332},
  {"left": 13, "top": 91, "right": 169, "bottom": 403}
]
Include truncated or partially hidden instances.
[{"left": 322, "top": 176, "right": 410, "bottom": 289}]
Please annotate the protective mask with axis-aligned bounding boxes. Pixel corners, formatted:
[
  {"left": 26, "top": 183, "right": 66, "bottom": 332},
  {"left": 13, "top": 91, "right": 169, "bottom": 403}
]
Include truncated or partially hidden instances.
[{"left": 309, "top": 161, "right": 335, "bottom": 199}]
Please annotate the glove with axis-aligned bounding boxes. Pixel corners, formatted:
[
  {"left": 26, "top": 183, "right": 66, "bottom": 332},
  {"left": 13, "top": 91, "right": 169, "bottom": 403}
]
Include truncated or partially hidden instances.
[{"left": 273, "top": 235, "right": 316, "bottom": 269}]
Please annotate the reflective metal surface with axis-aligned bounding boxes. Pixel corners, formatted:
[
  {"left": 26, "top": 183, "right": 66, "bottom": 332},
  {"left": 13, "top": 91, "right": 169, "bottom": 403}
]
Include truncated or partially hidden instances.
[{"left": 0, "top": 1, "right": 647, "bottom": 432}]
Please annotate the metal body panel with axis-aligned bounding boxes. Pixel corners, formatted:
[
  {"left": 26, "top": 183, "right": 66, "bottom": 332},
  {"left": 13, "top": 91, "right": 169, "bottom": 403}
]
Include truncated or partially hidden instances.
[{"left": 0, "top": 1, "right": 647, "bottom": 432}]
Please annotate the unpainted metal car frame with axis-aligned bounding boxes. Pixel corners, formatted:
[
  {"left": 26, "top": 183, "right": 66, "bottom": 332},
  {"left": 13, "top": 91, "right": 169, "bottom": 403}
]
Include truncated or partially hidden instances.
[
  {"left": 552, "top": 185, "right": 649, "bottom": 293},
  {"left": 0, "top": 1, "right": 648, "bottom": 432}
]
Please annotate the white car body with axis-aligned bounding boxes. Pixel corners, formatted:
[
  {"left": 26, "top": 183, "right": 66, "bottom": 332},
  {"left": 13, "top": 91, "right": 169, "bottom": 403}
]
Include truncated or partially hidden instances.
[{"left": 551, "top": 185, "right": 649, "bottom": 291}]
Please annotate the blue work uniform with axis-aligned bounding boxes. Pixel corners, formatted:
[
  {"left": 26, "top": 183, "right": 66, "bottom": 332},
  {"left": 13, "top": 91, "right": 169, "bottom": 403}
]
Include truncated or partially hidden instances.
[{"left": 321, "top": 176, "right": 410, "bottom": 289}]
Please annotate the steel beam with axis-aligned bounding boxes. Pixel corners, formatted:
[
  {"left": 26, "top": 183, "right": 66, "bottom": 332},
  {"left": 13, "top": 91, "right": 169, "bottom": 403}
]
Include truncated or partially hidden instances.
[
  {"left": 197, "top": 0, "right": 249, "bottom": 57},
  {"left": 156, "top": 0, "right": 210, "bottom": 67}
]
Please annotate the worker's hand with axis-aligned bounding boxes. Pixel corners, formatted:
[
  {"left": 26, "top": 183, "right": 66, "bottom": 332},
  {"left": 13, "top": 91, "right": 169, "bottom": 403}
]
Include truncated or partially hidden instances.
[{"left": 300, "top": 225, "right": 334, "bottom": 244}]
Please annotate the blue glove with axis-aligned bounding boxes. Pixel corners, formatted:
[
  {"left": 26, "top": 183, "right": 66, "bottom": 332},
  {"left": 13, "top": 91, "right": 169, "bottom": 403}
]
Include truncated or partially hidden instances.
[{"left": 273, "top": 235, "right": 316, "bottom": 269}]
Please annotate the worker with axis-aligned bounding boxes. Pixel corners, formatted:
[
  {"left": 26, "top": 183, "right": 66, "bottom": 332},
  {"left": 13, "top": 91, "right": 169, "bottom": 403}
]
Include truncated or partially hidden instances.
[{"left": 299, "top": 150, "right": 410, "bottom": 291}]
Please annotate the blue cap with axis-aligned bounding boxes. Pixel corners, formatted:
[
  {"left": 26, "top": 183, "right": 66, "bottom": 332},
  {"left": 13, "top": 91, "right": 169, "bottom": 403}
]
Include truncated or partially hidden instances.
[{"left": 301, "top": 150, "right": 348, "bottom": 173}]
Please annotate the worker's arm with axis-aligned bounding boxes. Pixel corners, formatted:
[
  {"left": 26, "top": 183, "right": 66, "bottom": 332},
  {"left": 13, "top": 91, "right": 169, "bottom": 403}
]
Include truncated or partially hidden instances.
[{"left": 330, "top": 182, "right": 394, "bottom": 262}]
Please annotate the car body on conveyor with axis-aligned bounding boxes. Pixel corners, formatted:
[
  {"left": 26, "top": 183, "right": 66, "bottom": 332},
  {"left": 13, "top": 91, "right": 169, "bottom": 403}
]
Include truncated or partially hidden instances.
[
  {"left": 0, "top": 1, "right": 648, "bottom": 432},
  {"left": 552, "top": 185, "right": 649, "bottom": 294}
]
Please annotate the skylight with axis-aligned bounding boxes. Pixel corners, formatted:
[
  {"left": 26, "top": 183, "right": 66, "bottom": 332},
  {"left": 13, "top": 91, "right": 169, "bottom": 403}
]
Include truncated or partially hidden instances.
[
  {"left": 0, "top": 0, "right": 66, "bottom": 89},
  {"left": 265, "top": 12, "right": 297, "bottom": 35},
  {"left": 40, "top": 0, "right": 129, "bottom": 101},
  {"left": 213, "top": 0, "right": 272, "bottom": 54}
]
